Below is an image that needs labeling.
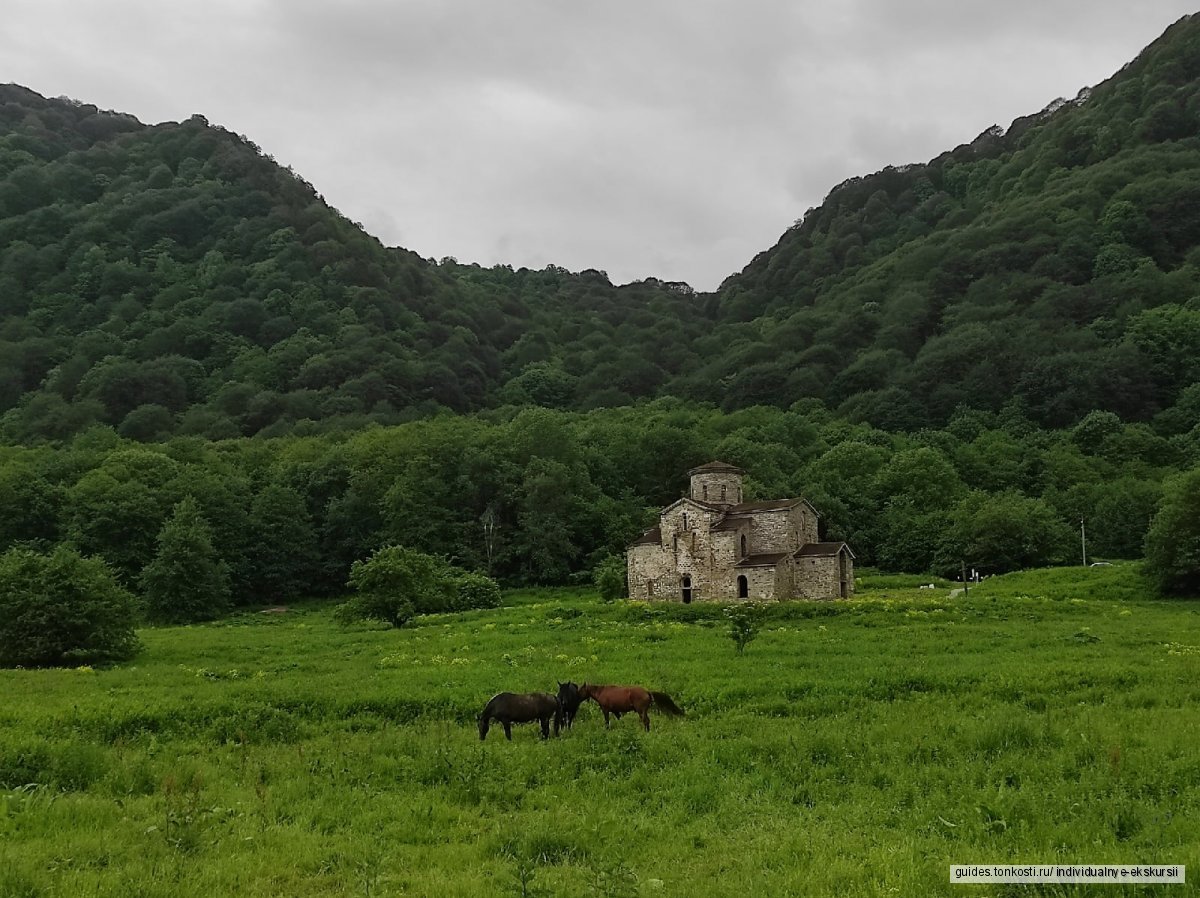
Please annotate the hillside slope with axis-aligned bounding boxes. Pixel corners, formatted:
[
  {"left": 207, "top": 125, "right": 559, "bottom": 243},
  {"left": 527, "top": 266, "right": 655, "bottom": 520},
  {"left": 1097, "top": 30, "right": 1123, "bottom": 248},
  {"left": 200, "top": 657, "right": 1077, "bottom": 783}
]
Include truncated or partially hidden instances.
[
  {"left": 0, "top": 85, "right": 701, "bottom": 441},
  {"left": 1, "top": 14, "right": 1198, "bottom": 441},
  {"left": 696, "top": 13, "right": 1200, "bottom": 429}
]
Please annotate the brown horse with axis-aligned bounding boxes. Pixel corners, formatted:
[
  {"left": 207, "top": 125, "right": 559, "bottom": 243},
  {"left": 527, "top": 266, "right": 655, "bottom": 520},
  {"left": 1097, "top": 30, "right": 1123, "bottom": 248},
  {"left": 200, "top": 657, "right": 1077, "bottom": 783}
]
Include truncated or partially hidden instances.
[{"left": 577, "top": 683, "right": 685, "bottom": 731}]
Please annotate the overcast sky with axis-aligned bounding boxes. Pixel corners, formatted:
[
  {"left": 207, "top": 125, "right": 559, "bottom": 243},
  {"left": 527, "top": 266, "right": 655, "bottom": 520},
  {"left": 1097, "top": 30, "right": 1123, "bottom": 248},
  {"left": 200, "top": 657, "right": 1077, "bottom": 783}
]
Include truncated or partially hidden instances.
[{"left": 3, "top": 2, "right": 1195, "bottom": 290}]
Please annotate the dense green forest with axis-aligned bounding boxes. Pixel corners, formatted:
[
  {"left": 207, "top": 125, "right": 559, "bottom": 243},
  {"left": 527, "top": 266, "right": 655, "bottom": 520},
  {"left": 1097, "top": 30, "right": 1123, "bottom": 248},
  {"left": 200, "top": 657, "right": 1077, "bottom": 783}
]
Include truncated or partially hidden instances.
[
  {"left": 0, "top": 84, "right": 703, "bottom": 442},
  {"left": 2, "top": 15, "right": 1200, "bottom": 441},
  {"left": 1, "top": 16, "right": 1199, "bottom": 604},
  {"left": 0, "top": 401, "right": 1192, "bottom": 599}
]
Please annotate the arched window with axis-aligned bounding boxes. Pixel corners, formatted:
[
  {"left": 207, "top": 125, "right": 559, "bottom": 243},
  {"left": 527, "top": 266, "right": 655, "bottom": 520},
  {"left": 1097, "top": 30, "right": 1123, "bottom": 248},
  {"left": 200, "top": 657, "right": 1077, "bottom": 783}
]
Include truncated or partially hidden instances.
[
  {"left": 702, "top": 484, "right": 708, "bottom": 499},
  {"left": 682, "top": 512, "right": 689, "bottom": 530},
  {"left": 737, "top": 575, "right": 748, "bottom": 599},
  {"left": 720, "top": 484, "right": 727, "bottom": 501},
  {"left": 740, "top": 533, "right": 747, "bottom": 557},
  {"left": 681, "top": 574, "right": 692, "bottom": 604}
]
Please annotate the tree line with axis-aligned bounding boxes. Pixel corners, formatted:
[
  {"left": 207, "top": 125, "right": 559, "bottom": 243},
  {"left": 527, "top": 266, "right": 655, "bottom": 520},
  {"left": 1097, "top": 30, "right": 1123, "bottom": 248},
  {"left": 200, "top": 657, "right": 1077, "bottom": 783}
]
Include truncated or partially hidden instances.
[{"left": 1, "top": 400, "right": 1196, "bottom": 595}]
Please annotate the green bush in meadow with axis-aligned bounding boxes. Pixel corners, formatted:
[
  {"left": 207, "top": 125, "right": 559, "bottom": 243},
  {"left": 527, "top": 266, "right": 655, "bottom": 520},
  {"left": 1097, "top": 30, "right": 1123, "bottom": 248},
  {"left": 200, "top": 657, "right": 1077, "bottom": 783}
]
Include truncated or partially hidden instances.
[
  {"left": 0, "top": 545, "right": 139, "bottom": 667},
  {"left": 337, "top": 545, "right": 501, "bottom": 627}
]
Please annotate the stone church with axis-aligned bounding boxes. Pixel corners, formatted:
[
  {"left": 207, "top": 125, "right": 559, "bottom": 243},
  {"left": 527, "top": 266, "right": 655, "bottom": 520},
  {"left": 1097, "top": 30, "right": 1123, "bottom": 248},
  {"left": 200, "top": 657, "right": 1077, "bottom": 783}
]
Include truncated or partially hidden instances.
[{"left": 626, "top": 461, "right": 854, "bottom": 602}]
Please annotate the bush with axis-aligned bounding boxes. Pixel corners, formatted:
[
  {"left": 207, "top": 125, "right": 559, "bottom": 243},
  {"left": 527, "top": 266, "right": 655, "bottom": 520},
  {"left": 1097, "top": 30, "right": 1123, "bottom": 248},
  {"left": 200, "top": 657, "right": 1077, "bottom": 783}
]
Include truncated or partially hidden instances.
[
  {"left": 0, "top": 545, "right": 140, "bottom": 667},
  {"left": 337, "top": 545, "right": 500, "bottom": 627},
  {"left": 452, "top": 571, "right": 502, "bottom": 611},
  {"left": 725, "top": 604, "right": 760, "bottom": 655},
  {"left": 593, "top": 554, "right": 627, "bottom": 601}
]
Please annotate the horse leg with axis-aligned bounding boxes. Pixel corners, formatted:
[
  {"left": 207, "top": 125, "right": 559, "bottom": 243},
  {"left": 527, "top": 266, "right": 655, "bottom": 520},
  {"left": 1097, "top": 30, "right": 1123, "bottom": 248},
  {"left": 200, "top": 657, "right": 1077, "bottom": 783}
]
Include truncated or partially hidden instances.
[
  {"left": 603, "top": 709, "right": 611, "bottom": 729},
  {"left": 503, "top": 720, "right": 512, "bottom": 741},
  {"left": 541, "top": 716, "right": 550, "bottom": 739},
  {"left": 641, "top": 709, "right": 651, "bottom": 732}
]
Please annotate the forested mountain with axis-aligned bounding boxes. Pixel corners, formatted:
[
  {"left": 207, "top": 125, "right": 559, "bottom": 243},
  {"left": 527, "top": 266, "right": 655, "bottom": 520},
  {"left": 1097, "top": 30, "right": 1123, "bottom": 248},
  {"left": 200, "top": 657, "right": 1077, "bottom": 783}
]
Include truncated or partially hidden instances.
[
  {"left": 0, "top": 84, "right": 701, "bottom": 442},
  {"left": 1, "top": 14, "right": 1199, "bottom": 444},
  {"left": 4, "top": 18, "right": 1200, "bottom": 594},
  {"left": 697, "top": 13, "right": 1200, "bottom": 429}
]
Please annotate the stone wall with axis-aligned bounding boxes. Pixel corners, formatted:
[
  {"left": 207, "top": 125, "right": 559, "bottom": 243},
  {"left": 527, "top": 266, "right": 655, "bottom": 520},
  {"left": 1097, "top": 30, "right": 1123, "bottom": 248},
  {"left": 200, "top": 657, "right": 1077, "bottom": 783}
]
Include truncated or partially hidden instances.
[
  {"left": 662, "top": 501, "right": 718, "bottom": 601},
  {"left": 712, "top": 528, "right": 745, "bottom": 597},
  {"left": 776, "top": 557, "right": 795, "bottom": 598},
  {"left": 739, "top": 566, "right": 778, "bottom": 599},
  {"left": 690, "top": 472, "right": 744, "bottom": 506},
  {"left": 796, "top": 504, "right": 818, "bottom": 544},
  {"left": 746, "top": 509, "right": 794, "bottom": 553},
  {"left": 627, "top": 540, "right": 675, "bottom": 600},
  {"left": 794, "top": 552, "right": 853, "bottom": 600}
]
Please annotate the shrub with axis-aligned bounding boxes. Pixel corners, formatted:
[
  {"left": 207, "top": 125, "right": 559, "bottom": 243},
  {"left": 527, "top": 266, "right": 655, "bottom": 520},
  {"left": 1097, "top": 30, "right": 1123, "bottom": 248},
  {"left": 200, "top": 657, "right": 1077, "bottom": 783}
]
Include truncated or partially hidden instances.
[
  {"left": 593, "top": 554, "right": 627, "bottom": 601},
  {"left": 337, "top": 545, "right": 500, "bottom": 627},
  {"left": 452, "top": 571, "right": 502, "bottom": 611},
  {"left": 0, "top": 545, "right": 140, "bottom": 667},
  {"left": 725, "top": 604, "right": 760, "bottom": 655}
]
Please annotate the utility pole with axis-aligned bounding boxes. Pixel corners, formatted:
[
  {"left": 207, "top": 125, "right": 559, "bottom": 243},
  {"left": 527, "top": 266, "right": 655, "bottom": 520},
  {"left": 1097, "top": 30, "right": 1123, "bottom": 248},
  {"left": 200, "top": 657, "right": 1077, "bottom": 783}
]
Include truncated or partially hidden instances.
[{"left": 1080, "top": 518, "right": 1087, "bottom": 567}]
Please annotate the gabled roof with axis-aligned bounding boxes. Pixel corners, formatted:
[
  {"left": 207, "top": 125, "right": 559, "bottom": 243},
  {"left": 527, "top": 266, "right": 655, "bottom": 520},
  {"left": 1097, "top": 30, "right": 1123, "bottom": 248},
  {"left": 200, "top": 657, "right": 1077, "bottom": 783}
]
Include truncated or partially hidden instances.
[
  {"left": 795, "top": 541, "right": 855, "bottom": 559},
  {"left": 628, "top": 526, "right": 661, "bottom": 547},
  {"left": 687, "top": 460, "right": 745, "bottom": 475},
  {"left": 717, "top": 497, "right": 820, "bottom": 517},
  {"left": 659, "top": 496, "right": 724, "bottom": 516},
  {"left": 729, "top": 498, "right": 803, "bottom": 513},
  {"left": 734, "top": 552, "right": 792, "bottom": 568},
  {"left": 712, "top": 516, "right": 750, "bottom": 532}
]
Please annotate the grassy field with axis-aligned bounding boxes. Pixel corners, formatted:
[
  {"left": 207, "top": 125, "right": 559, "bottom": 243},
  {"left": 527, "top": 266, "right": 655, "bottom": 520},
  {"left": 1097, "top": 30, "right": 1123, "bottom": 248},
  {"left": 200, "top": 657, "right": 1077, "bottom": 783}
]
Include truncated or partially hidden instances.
[{"left": 2, "top": 565, "right": 1199, "bottom": 897}]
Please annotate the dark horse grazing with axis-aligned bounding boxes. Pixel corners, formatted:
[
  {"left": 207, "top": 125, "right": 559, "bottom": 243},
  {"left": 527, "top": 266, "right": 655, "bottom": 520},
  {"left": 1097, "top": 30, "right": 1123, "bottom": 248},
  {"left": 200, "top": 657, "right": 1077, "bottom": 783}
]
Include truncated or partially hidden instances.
[
  {"left": 577, "top": 683, "right": 685, "bottom": 731},
  {"left": 556, "top": 681, "right": 584, "bottom": 730},
  {"left": 478, "top": 692, "right": 560, "bottom": 741}
]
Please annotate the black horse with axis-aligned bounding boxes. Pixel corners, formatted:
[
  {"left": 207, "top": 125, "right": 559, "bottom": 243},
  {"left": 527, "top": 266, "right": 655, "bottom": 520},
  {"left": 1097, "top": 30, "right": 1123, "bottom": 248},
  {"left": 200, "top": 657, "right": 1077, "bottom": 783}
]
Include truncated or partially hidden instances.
[
  {"left": 556, "top": 681, "right": 585, "bottom": 729},
  {"left": 478, "top": 692, "right": 560, "bottom": 741}
]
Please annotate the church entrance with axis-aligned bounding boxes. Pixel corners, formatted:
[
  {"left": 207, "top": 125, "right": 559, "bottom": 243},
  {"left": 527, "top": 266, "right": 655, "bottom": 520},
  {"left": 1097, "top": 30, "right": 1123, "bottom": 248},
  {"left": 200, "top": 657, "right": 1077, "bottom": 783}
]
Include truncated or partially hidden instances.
[
  {"left": 681, "top": 574, "right": 692, "bottom": 604},
  {"left": 737, "top": 575, "right": 748, "bottom": 599}
]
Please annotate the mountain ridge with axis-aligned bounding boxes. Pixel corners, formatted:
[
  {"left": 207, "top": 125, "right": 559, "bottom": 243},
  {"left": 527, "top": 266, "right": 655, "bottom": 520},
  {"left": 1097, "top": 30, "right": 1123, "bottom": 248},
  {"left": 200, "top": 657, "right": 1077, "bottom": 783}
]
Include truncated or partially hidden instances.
[{"left": 1, "top": 12, "right": 1199, "bottom": 441}]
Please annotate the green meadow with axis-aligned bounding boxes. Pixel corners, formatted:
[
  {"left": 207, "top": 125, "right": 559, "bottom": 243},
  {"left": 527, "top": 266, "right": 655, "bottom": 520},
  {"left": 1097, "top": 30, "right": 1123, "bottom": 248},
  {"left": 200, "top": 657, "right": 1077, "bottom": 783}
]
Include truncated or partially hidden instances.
[{"left": 3, "top": 566, "right": 1199, "bottom": 897}]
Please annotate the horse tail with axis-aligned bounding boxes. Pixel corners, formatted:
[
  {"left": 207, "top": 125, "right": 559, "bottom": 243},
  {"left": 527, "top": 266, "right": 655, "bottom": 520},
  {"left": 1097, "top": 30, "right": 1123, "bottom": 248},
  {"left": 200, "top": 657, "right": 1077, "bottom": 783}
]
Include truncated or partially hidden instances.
[{"left": 649, "top": 691, "right": 685, "bottom": 717}]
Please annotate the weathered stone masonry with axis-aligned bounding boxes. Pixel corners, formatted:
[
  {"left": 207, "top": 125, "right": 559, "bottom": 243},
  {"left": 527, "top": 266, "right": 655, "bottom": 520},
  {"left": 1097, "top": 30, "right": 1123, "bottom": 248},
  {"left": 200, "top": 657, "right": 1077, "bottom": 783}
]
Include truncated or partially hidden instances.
[{"left": 627, "top": 461, "right": 854, "bottom": 602}]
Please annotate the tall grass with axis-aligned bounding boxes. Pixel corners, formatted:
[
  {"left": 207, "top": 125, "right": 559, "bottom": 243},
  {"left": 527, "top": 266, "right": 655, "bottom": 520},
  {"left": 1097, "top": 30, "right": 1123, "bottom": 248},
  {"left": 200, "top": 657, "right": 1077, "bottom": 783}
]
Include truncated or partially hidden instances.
[{"left": 2, "top": 567, "right": 1198, "bottom": 896}]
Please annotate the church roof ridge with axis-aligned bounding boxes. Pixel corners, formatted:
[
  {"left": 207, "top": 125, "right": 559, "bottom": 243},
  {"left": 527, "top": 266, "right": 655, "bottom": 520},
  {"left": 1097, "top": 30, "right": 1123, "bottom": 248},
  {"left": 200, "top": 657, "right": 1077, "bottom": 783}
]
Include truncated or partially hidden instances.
[{"left": 795, "top": 541, "right": 855, "bottom": 558}]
